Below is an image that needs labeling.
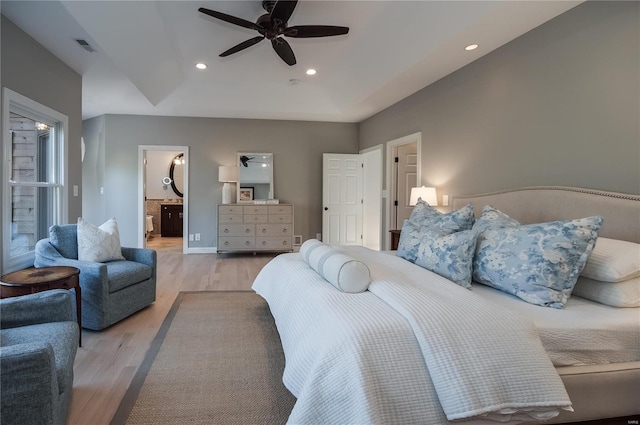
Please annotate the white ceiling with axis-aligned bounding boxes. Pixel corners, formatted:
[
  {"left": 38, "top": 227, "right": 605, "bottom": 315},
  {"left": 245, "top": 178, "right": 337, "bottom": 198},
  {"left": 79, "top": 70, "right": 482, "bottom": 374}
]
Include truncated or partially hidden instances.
[{"left": 1, "top": 1, "right": 581, "bottom": 123}]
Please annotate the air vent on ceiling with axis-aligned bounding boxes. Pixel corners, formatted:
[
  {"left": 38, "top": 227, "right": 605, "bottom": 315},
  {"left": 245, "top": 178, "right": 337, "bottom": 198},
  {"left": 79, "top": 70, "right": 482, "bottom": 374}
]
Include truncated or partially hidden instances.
[{"left": 75, "top": 39, "right": 95, "bottom": 53}]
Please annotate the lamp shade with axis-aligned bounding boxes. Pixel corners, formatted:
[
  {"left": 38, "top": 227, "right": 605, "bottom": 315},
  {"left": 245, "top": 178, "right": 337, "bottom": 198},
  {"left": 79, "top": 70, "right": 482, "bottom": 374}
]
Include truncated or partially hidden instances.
[
  {"left": 218, "top": 166, "right": 239, "bottom": 183},
  {"left": 409, "top": 186, "right": 438, "bottom": 206}
]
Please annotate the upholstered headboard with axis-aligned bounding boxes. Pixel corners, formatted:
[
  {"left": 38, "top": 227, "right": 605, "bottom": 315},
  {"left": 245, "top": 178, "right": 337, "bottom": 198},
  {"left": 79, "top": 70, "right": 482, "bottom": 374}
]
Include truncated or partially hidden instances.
[{"left": 452, "top": 186, "right": 640, "bottom": 243}]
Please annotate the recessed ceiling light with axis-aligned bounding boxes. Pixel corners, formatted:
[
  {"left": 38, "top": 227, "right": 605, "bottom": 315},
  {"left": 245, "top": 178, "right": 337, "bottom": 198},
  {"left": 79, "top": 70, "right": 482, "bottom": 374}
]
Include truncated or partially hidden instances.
[
  {"left": 306, "top": 69, "right": 317, "bottom": 76},
  {"left": 195, "top": 63, "right": 207, "bottom": 70},
  {"left": 465, "top": 44, "right": 479, "bottom": 51}
]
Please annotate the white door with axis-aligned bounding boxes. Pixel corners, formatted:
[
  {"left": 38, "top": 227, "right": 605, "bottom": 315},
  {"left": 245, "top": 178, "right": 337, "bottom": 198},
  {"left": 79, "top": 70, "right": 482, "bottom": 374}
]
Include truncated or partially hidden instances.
[
  {"left": 322, "top": 154, "right": 363, "bottom": 246},
  {"left": 361, "top": 147, "right": 382, "bottom": 250}
]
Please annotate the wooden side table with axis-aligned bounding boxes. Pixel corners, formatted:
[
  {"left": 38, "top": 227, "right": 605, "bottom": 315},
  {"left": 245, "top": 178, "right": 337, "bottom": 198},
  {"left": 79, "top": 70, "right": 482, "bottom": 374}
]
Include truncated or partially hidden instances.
[
  {"left": 1, "top": 266, "right": 82, "bottom": 346},
  {"left": 390, "top": 229, "right": 401, "bottom": 251}
]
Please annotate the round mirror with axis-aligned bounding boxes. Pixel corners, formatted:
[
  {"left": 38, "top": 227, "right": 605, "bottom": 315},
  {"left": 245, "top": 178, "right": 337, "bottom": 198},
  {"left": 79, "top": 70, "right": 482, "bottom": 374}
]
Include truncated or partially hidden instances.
[{"left": 169, "top": 153, "right": 184, "bottom": 197}]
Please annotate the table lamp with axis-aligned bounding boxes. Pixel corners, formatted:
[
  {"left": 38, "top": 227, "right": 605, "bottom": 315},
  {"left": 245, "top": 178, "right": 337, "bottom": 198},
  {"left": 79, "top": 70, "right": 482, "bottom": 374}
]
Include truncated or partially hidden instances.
[
  {"left": 409, "top": 186, "right": 438, "bottom": 206},
  {"left": 219, "top": 166, "right": 239, "bottom": 204}
]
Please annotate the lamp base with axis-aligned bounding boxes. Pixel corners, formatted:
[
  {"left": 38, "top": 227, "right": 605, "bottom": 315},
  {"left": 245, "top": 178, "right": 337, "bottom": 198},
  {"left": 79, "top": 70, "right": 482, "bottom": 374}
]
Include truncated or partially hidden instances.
[{"left": 222, "top": 182, "right": 234, "bottom": 204}]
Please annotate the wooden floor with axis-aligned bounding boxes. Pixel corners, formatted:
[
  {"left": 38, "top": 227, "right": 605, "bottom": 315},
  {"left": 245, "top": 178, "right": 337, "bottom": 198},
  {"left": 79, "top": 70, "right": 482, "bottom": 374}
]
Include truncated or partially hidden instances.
[{"left": 68, "top": 247, "right": 276, "bottom": 425}]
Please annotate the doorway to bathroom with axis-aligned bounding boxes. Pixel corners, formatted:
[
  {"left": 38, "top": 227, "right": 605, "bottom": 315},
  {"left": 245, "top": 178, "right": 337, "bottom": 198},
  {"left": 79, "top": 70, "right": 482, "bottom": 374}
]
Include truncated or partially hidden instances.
[{"left": 137, "top": 146, "right": 189, "bottom": 253}]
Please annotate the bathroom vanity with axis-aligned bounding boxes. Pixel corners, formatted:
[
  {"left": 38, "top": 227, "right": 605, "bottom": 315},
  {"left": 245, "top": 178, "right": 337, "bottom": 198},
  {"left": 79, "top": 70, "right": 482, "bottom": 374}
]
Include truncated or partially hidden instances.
[{"left": 161, "top": 204, "right": 183, "bottom": 237}]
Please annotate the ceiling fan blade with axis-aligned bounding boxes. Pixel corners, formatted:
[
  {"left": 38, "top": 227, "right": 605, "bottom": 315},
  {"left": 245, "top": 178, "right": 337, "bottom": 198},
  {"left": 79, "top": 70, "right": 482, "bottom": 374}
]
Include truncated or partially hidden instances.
[
  {"left": 270, "top": 0, "right": 298, "bottom": 24},
  {"left": 271, "top": 37, "right": 296, "bottom": 66},
  {"left": 220, "top": 36, "right": 265, "bottom": 57},
  {"left": 284, "top": 25, "right": 349, "bottom": 38},
  {"left": 198, "top": 7, "right": 261, "bottom": 31}
]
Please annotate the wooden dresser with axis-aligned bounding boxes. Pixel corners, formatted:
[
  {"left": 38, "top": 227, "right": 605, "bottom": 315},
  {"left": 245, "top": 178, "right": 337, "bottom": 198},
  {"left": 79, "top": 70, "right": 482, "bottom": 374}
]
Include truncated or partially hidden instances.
[{"left": 217, "top": 204, "right": 294, "bottom": 253}]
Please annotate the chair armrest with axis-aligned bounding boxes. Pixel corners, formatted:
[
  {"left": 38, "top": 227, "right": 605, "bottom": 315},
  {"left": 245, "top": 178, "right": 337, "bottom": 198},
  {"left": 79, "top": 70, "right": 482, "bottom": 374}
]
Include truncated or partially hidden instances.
[
  {"left": 121, "top": 247, "right": 157, "bottom": 269},
  {"left": 0, "top": 342, "right": 57, "bottom": 425},
  {"left": 0, "top": 290, "right": 74, "bottom": 329}
]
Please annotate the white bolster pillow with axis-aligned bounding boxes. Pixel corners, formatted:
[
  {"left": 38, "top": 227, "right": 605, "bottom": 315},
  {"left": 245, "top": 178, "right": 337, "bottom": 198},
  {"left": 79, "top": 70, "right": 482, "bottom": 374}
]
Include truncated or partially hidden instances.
[
  {"left": 300, "top": 238, "right": 323, "bottom": 264},
  {"left": 300, "top": 239, "right": 371, "bottom": 293}
]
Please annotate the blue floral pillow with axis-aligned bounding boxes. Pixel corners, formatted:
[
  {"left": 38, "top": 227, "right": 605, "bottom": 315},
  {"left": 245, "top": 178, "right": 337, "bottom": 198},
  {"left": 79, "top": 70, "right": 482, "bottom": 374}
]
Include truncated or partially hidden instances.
[
  {"left": 415, "top": 229, "right": 478, "bottom": 288},
  {"left": 396, "top": 220, "right": 423, "bottom": 262},
  {"left": 473, "top": 210, "right": 604, "bottom": 308},
  {"left": 397, "top": 203, "right": 475, "bottom": 262},
  {"left": 408, "top": 198, "right": 440, "bottom": 223},
  {"left": 472, "top": 205, "right": 520, "bottom": 233},
  {"left": 409, "top": 201, "right": 475, "bottom": 231}
]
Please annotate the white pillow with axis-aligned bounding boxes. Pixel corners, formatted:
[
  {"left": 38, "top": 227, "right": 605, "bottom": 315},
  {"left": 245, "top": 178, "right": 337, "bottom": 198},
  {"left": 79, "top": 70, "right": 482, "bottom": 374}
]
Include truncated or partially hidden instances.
[
  {"left": 572, "top": 276, "right": 640, "bottom": 308},
  {"left": 77, "top": 217, "right": 125, "bottom": 262},
  {"left": 301, "top": 239, "right": 371, "bottom": 293},
  {"left": 581, "top": 237, "right": 640, "bottom": 282}
]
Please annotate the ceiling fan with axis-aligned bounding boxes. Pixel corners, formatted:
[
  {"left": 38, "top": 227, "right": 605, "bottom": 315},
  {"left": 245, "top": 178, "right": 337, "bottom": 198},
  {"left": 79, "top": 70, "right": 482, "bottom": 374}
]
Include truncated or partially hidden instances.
[
  {"left": 198, "top": 0, "right": 349, "bottom": 66},
  {"left": 239, "top": 155, "right": 254, "bottom": 167}
]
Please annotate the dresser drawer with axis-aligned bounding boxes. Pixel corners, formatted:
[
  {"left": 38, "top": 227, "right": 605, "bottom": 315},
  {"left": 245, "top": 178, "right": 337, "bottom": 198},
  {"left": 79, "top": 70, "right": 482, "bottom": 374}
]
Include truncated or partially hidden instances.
[
  {"left": 256, "top": 224, "right": 292, "bottom": 236},
  {"left": 218, "top": 237, "right": 255, "bottom": 250},
  {"left": 256, "top": 237, "right": 292, "bottom": 250},
  {"left": 219, "top": 224, "right": 255, "bottom": 236},
  {"left": 268, "top": 214, "right": 292, "bottom": 224},
  {"left": 243, "top": 205, "right": 269, "bottom": 215},
  {"left": 219, "top": 214, "right": 243, "bottom": 224},
  {"left": 244, "top": 214, "right": 268, "bottom": 224},
  {"left": 219, "top": 205, "right": 243, "bottom": 215},
  {"left": 268, "top": 205, "right": 293, "bottom": 215}
]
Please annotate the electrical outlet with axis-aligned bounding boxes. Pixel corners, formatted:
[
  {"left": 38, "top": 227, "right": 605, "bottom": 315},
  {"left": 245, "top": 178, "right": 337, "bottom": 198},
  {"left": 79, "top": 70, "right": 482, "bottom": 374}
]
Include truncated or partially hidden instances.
[
  {"left": 316, "top": 233, "right": 322, "bottom": 240},
  {"left": 73, "top": 185, "right": 78, "bottom": 197},
  {"left": 188, "top": 234, "right": 194, "bottom": 241},
  {"left": 195, "top": 233, "right": 201, "bottom": 241}
]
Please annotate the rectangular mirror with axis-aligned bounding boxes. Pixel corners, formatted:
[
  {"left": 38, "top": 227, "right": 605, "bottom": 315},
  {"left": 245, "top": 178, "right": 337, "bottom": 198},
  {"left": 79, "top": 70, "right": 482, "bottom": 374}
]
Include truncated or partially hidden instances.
[{"left": 237, "top": 153, "right": 274, "bottom": 202}]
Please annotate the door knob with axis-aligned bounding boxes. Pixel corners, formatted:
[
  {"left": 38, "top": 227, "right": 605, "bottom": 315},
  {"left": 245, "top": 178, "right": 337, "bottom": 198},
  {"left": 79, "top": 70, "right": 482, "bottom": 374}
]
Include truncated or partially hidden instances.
[{"left": 324, "top": 207, "right": 328, "bottom": 211}]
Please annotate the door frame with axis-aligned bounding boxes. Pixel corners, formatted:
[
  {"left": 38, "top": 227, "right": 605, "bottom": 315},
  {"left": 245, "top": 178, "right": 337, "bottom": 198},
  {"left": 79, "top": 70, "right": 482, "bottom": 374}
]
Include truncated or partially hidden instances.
[
  {"left": 137, "top": 145, "right": 189, "bottom": 253},
  {"left": 385, "top": 132, "right": 421, "bottom": 250},
  {"left": 360, "top": 144, "right": 383, "bottom": 250}
]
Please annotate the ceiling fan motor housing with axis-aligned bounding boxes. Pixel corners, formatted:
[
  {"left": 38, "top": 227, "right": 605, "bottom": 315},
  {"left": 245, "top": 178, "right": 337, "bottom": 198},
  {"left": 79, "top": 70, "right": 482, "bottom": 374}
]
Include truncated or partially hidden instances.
[{"left": 262, "top": 1, "right": 277, "bottom": 13}]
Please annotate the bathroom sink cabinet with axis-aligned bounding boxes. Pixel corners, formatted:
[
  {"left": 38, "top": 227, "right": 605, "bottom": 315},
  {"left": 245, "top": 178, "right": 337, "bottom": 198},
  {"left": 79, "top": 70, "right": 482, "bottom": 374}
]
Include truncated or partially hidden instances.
[{"left": 161, "top": 204, "right": 183, "bottom": 237}]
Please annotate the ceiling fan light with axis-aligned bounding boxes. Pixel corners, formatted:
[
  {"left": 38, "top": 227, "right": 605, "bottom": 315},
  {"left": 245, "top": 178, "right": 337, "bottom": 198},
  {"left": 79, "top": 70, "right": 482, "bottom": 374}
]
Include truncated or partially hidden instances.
[
  {"left": 195, "top": 62, "right": 207, "bottom": 70},
  {"left": 465, "top": 44, "right": 479, "bottom": 51},
  {"left": 306, "top": 68, "right": 316, "bottom": 76}
]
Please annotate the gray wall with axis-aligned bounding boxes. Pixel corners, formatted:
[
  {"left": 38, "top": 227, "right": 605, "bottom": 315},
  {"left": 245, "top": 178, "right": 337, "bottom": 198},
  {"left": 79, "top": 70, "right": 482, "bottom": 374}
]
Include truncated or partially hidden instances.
[
  {"left": 1, "top": 15, "right": 82, "bottom": 273},
  {"left": 359, "top": 2, "right": 639, "bottom": 204},
  {"left": 83, "top": 115, "right": 358, "bottom": 248},
  {"left": 81, "top": 116, "right": 106, "bottom": 226}
]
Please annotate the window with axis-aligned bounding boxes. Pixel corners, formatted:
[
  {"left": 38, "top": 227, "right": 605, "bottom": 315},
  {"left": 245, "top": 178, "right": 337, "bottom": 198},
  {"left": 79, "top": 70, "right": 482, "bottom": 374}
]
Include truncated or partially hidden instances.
[{"left": 2, "top": 88, "right": 68, "bottom": 272}]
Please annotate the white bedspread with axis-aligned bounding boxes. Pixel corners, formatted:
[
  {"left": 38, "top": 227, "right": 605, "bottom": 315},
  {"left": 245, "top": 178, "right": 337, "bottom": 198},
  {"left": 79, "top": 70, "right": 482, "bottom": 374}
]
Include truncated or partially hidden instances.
[
  {"left": 252, "top": 247, "right": 573, "bottom": 424},
  {"left": 472, "top": 283, "right": 640, "bottom": 366}
]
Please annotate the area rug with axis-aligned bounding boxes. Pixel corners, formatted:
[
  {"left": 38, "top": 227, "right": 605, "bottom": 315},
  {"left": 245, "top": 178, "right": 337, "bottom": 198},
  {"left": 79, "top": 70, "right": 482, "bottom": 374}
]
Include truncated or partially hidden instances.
[{"left": 111, "top": 291, "right": 296, "bottom": 425}]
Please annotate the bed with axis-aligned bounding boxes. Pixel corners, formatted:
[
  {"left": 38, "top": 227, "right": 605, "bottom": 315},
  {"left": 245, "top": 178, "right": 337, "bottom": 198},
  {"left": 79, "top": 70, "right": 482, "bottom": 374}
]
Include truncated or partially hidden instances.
[{"left": 252, "top": 186, "right": 640, "bottom": 424}]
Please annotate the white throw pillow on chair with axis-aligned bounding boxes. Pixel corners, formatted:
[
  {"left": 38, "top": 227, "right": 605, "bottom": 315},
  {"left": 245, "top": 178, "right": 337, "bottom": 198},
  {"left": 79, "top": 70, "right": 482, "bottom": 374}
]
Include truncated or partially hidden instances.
[{"left": 77, "top": 217, "right": 125, "bottom": 262}]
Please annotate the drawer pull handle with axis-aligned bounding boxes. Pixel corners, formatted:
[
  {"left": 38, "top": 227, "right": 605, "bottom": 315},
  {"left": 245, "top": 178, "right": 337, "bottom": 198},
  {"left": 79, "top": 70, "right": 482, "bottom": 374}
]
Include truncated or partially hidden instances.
[
  {"left": 262, "top": 241, "right": 267, "bottom": 246},
  {"left": 283, "top": 229, "right": 288, "bottom": 233},
  {"left": 224, "top": 229, "right": 229, "bottom": 233},
  {"left": 283, "top": 241, "right": 287, "bottom": 245},
  {"left": 245, "top": 229, "right": 250, "bottom": 233},
  {"left": 245, "top": 241, "right": 250, "bottom": 246},
  {"left": 224, "top": 241, "right": 229, "bottom": 246},
  {"left": 262, "top": 229, "right": 266, "bottom": 233}
]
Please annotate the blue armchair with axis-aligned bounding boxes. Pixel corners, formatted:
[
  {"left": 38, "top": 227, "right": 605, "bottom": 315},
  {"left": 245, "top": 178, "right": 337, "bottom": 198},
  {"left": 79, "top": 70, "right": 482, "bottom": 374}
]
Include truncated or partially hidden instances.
[
  {"left": 34, "top": 224, "right": 157, "bottom": 330},
  {"left": 0, "top": 290, "right": 79, "bottom": 425}
]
